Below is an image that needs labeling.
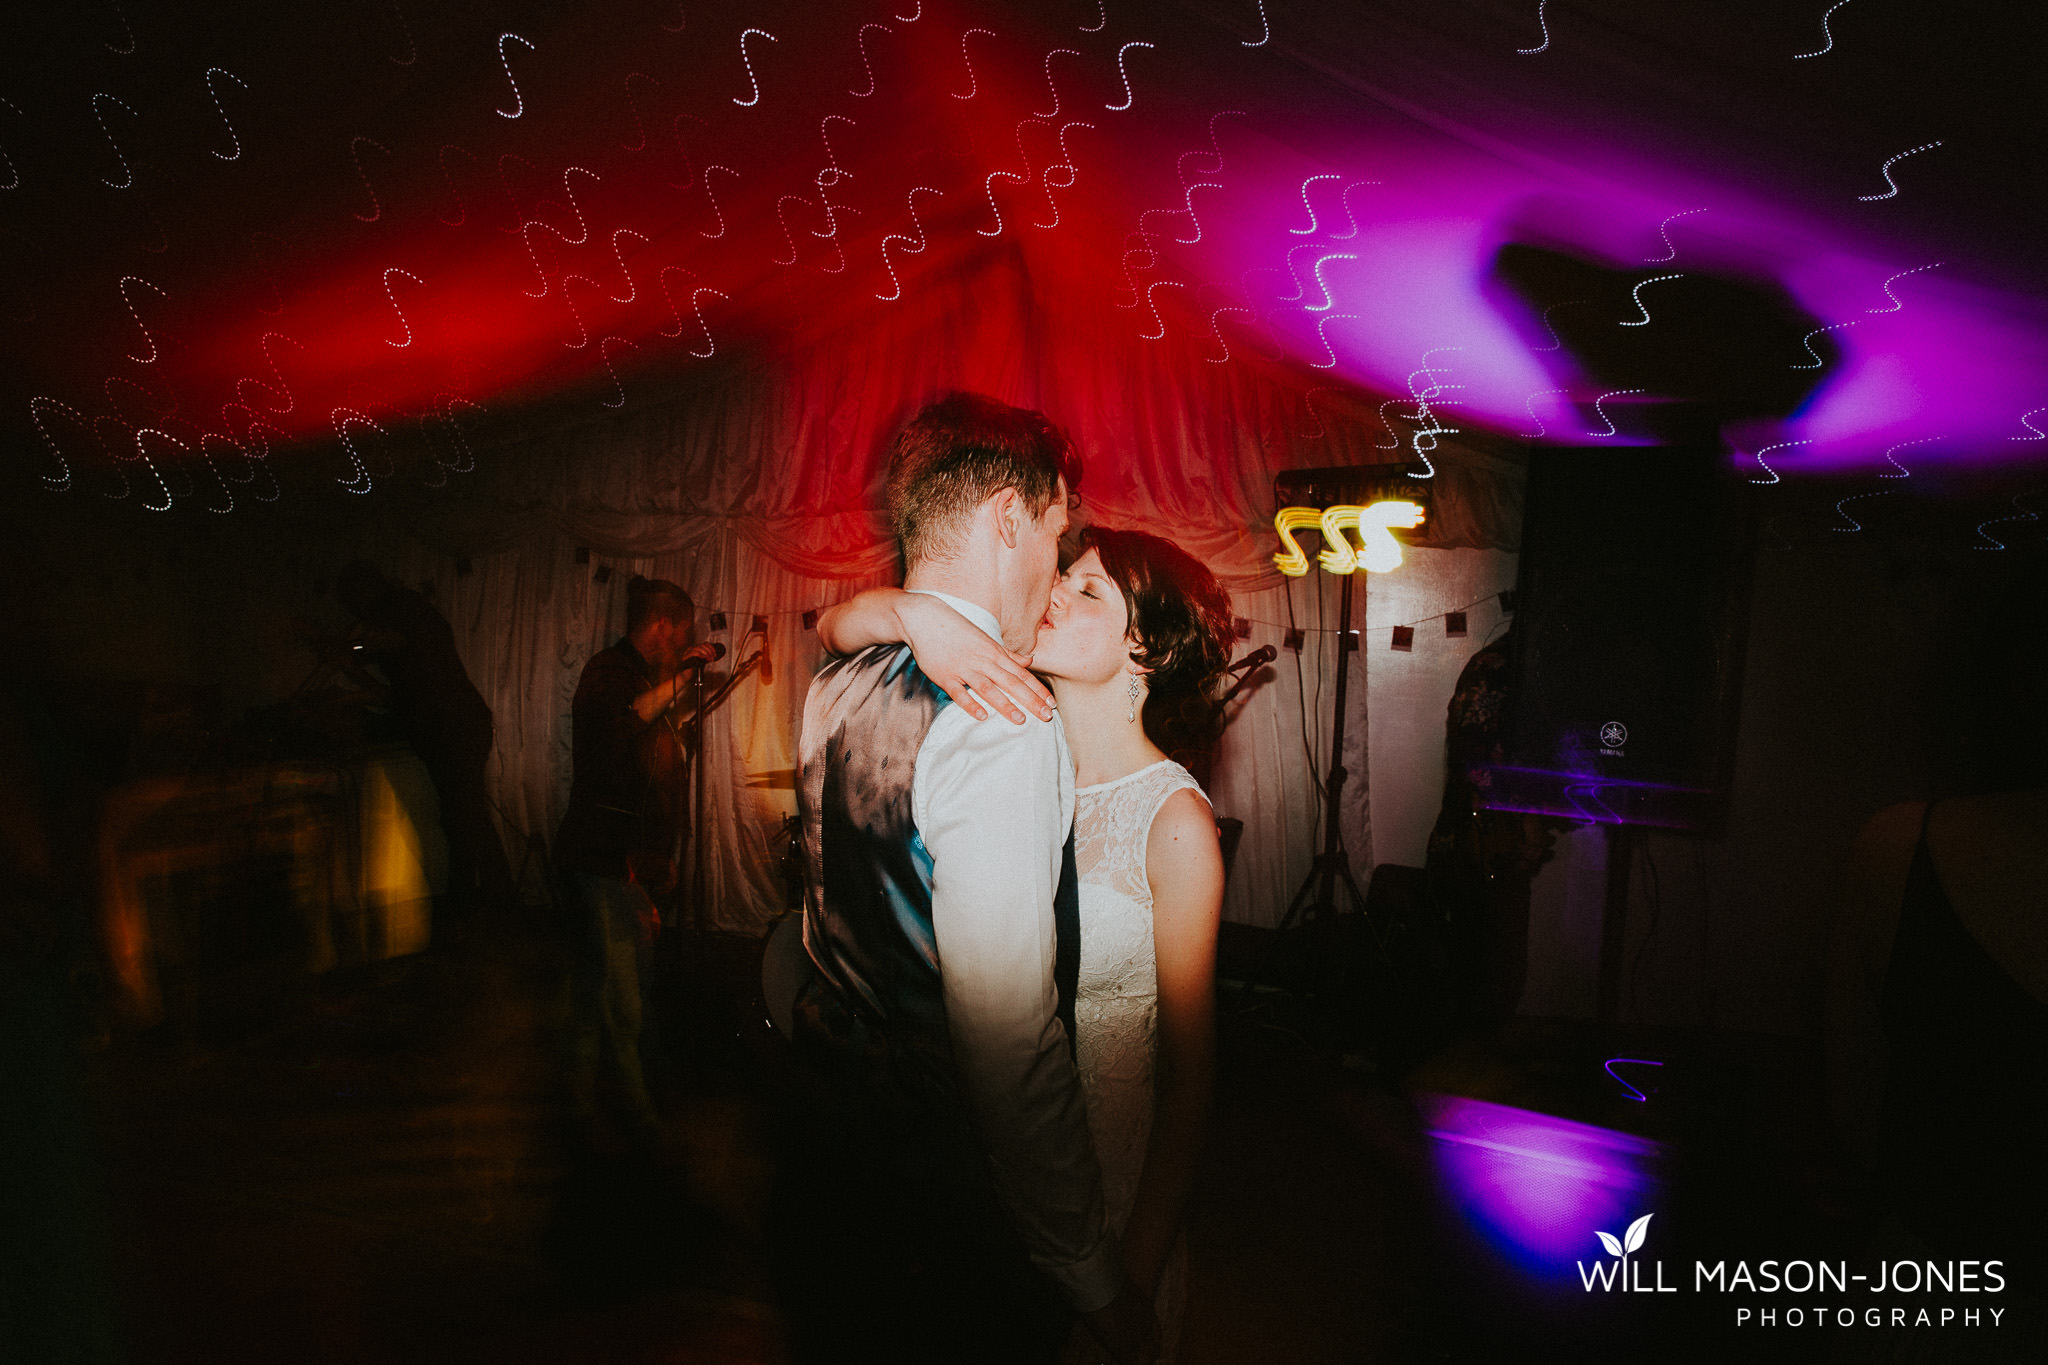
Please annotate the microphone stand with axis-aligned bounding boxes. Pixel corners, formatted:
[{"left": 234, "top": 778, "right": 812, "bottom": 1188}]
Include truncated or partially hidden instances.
[{"left": 678, "top": 644, "right": 769, "bottom": 925}]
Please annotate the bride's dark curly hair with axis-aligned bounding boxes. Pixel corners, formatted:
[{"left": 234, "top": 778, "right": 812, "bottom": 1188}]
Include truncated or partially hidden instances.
[{"left": 1079, "top": 526, "right": 1236, "bottom": 748}]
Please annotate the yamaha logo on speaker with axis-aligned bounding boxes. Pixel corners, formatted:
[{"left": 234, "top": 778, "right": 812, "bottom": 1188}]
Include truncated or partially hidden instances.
[{"left": 1600, "top": 721, "right": 1628, "bottom": 754}]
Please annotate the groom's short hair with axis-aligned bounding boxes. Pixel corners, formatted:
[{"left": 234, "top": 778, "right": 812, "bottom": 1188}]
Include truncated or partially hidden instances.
[{"left": 885, "top": 393, "right": 1081, "bottom": 570}]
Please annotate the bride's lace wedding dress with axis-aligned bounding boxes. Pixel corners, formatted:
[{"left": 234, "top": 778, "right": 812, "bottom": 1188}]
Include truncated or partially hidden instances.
[{"left": 1073, "top": 758, "right": 1207, "bottom": 1357}]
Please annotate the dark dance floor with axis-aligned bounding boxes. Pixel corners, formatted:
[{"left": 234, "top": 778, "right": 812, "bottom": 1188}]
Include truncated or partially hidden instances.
[{"left": 66, "top": 915, "right": 2007, "bottom": 1364}]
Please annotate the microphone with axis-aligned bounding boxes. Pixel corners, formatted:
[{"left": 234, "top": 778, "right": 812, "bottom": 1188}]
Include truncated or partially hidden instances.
[
  {"left": 678, "top": 641, "right": 727, "bottom": 670},
  {"left": 1227, "top": 644, "right": 1277, "bottom": 674}
]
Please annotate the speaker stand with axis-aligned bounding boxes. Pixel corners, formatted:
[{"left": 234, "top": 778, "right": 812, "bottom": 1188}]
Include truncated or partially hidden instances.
[
  {"left": 1596, "top": 822, "right": 1637, "bottom": 1028},
  {"left": 1277, "top": 569, "right": 1372, "bottom": 936}
]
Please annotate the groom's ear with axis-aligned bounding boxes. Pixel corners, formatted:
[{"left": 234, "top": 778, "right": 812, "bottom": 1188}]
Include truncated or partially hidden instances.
[{"left": 988, "top": 486, "right": 1024, "bottom": 549}]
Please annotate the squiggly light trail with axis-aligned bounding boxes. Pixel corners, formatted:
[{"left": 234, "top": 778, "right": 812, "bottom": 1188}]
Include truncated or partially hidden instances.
[
  {"left": 682, "top": 286, "right": 725, "bottom": 357},
  {"left": 125, "top": 429, "right": 179, "bottom": 511},
  {"left": 978, "top": 170, "right": 1028, "bottom": 237},
  {"left": 2013, "top": 407, "right": 2048, "bottom": 440},
  {"left": 606, "top": 228, "right": 647, "bottom": 302},
  {"left": 1203, "top": 304, "right": 1278, "bottom": 365},
  {"left": 1518, "top": 0, "right": 1550, "bottom": 54},
  {"left": 1619, "top": 274, "right": 1682, "bottom": 326},
  {"left": 1187, "top": 110, "right": 1245, "bottom": 177},
  {"left": 818, "top": 115, "right": 855, "bottom": 187},
  {"left": 1879, "top": 437, "right": 1937, "bottom": 476},
  {"left": 1520, "top": 388, "right": 1570, "bottom": 438},
  {"left": 149, "top": 429, "right": 233, "bottom": 513},
  {"left": 1532, "top": 299, "right": 1582, "bottom": 351},
  {"left": 1745, "top": 439, "right": 1810, "bottom": 484},
  {"left": 1857, "top": 141, "right": 1940, "bottom": 201},
  {"left": 381, "top": 268, "right": 423, "bottom": 346},
  {"left": 850, "top": 24, "right": 890, "bottom": 97},
  {"left": 1107, "top": 41, "right": 1154, "bottom": 112},
  {"left": 597, "top": 337, "right": 637, "bottom": 408},
  {"left": 1038, "top": 122, "right": 1091, "bottom": 227},
  {"left": 1289, "top": 174, "right": 1339, "bottom": 235},
  {"left": 1243, "top": 0, "right": 1271, "bottom": 47},
  {"left": 105, "top": 1, "right": 135, "bottom": 55},
  {"left": 774, "top": 194, "right": 823, "bottom": 263},
  {"left": 496, "top": 34, "right": 534, "bottom": 118},
  {"left": 236, "top": 332, "right": 303, "bottom": 414},
  {"left": 541, "top": 165, "right": 599, "bottom": 244},
  {"left": 1646, "top": 209, "right": 1705, "bottom": 263},
  {"left": 1373, "top": 399, "right": 1407, "bottom": 448},
  {"left": 1586, "top": 389, "right": 1643, "bottom": 437},
  {"left": 1314, "top": 180, "right": 1380, "bottom": 241},
  {"left": 1307, "top": 313, "right": 1367, "bottom": 370},
  {"left": 332, "top": 408, "right": 382, "bottom": 493},
  {"left": 876, "top": 186, "right": 944, "bottom": 300},
  {"left": 1866, "top": 262, "right": 1941, "bottom": 313},
  {"left": 1301, "top": 254, "right": 1357, "bottom": 311},
  {"left": 1, "top": 97, "right": 20, "bottom": 191},
  {"left": 387, "top": 1, "right": 418, "bottom": 65},
  {"left": 92, "top": 93, "right": 137, "bottom": 189},
  {"left": 206, "top": 431, "right": 279, "bottom": 502},
  {"left": 205, "top": 68, "right": 246, "bottom": 160},
  {"left": 1792, "top": 1, "right": 1853, "bottom": 59},
  {"left": 1081, "top": 2, "right": 1106, "bottom": 33},
  {"left": 1831, "top": 490, "right": 1887, "bottom": 531},
  {"left": 1973, "top": 495, "right": 2040, "bottom": 551},
  {"left": 733, "top": 28, "right": 777, "bottom": 107},
  {"left": 117, "top": 275, "right": 165, "bottom": 363},
  {"left": 1035, "top": 48, "right": 1080, "bottom": 116},
  {"left": 954, "top": 28, "right": 995, "bottom": 100},
  {"left": 1137, "top": 279, "right": 1191, "bottom": 340},
  {"left": 30, "top": 397, "right": 89, "bottom": 490},
  {"left": 700, "top": 164, "right": 737, "bottom": 238},
  {"left": 1793, "top": 320, "right": 1854, "bottom": 368},
  {"left": 896, "top": 2, "right": 922, "bottom": 21},
  {"left": 350, "top": 136, "right": 390, "bottom": 221},
  {"left": 621, "top": 72, "right": 660, "bottom": 150}
]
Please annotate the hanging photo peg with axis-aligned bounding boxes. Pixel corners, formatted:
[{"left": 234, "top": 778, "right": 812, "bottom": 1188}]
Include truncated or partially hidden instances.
[
  {"left": 1445, "top": 611, "right": 1467, "bottom": 637},
  {"left": 1390, "top": 625, "right": 1415, "bottom": 651}
]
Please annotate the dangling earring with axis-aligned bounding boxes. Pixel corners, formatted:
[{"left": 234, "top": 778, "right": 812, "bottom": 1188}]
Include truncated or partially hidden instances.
[{"left": 1127, "top": 671, "right": 1141, "bottom": 724}]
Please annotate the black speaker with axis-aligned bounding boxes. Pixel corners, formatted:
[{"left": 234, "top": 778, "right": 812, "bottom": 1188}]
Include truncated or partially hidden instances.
[{"left": 1484, "top": 447, "right": 1755, "bottom": 830}]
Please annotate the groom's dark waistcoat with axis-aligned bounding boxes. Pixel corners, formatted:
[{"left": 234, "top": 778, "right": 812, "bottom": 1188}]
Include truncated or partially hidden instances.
[{"left": 796, "top": 643, "right": 1081, "bottom": 1082}]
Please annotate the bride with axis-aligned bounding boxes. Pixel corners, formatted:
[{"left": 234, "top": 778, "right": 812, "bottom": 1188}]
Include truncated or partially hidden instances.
[{"left": 819, "top": 525, "right": 1232, "bottom": 1356}]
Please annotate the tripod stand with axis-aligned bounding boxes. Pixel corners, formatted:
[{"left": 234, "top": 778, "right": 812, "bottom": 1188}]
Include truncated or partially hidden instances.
[{"left": 1277, "top": 567, "right": 1371, "bottom": 934}]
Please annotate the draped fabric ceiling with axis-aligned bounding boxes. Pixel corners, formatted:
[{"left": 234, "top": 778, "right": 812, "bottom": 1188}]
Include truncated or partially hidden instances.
[{"left": 4, "top": 1, "right": 2039, "bottom": 929}]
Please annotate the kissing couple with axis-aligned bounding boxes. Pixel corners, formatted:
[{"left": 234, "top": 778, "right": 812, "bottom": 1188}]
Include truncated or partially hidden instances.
[{"left": 783, "top": 393, "right": 1233, "bottom": 1364}]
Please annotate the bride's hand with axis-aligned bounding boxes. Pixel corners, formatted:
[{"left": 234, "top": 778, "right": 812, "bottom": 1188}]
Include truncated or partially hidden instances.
[{"left": 902, "top": 593, "right": 1054, "bottom": 724}]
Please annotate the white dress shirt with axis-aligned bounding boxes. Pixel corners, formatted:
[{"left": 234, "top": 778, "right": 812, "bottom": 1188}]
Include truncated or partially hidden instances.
[{"left": 907, "top": 589, "right": 1120, "bottom": 1312}]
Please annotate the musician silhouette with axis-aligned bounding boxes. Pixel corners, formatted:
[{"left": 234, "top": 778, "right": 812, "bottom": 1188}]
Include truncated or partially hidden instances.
[{"left": 554, "top": 575, "right": 717, "bottom": 1152}]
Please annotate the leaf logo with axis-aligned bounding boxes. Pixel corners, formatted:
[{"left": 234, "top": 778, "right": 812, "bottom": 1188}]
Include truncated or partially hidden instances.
[{"left": 1594, "top": 1213, "right": 1652, "bottom": 1259}]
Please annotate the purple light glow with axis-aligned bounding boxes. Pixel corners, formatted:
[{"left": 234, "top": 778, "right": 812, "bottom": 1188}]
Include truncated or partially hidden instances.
[
  {"left": 1420, "top": 1093, "right": 1663, "bottom": 1276},
  {"left": 1140, "top": 87, "right": 2048, "bottom": 475}
]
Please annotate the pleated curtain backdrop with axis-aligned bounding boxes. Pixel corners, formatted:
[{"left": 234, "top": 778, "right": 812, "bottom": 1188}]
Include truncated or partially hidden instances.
[{"left": 334, "top": 239, "right": 1524, "bottom": 933}]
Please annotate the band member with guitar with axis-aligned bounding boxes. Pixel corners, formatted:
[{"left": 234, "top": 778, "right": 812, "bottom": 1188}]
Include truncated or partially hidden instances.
[{"left": 554, "top": 575, "right": 719, "bottom": 1152}]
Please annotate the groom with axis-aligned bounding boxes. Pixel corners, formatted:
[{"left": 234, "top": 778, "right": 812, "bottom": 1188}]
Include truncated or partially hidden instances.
[{"left": 789, "top": 393, "right": 1156, "bottom": 1364}]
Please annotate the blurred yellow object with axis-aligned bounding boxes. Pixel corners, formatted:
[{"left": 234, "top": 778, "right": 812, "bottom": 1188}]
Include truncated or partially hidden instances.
[
  {"left": 96, "top": 748, "right": 445, "bottom": 1028},
  {"left": 1272, "top": 500, "right": 1426, "bottom": 575},
  {"left": 359, "top": 759, "right": 433, "bottom": 959}
]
